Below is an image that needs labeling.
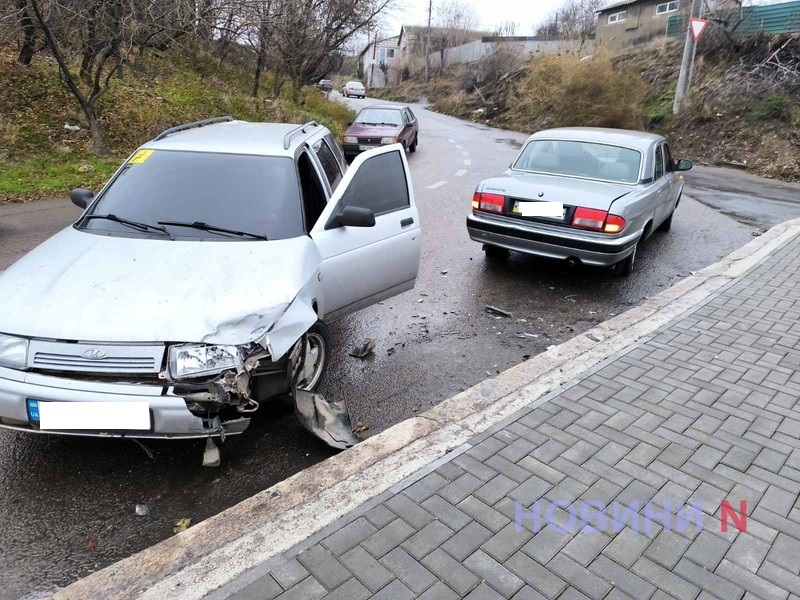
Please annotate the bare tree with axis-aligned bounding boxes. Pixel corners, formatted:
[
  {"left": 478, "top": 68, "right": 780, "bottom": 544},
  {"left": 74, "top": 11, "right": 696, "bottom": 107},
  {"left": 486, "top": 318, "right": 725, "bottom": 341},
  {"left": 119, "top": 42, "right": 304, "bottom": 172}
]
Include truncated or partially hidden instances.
[
  {"left": 429, "top": 0, "right": 480, "bottom": 72},
  {"left": 536, "top": 0, "right": 603, "bottom": 45}
]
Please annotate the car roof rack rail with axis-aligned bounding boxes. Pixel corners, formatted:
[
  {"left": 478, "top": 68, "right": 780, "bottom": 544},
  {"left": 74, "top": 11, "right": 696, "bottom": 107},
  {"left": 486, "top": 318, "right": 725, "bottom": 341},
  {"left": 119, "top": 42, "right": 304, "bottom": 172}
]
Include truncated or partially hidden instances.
[
  {"left": 283, "top": 121, "right": 319, "bottom": 150},
  {"left": 153, "top": 116, "right": 235, "bottom": 141}
]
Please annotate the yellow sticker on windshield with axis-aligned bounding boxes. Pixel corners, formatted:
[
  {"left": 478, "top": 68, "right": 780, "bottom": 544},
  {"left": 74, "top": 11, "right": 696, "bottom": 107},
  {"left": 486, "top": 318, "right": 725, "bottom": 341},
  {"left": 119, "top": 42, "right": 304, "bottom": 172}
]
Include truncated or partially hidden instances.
[{"left": 129, "top": 149, "right": 154, "bottom": 164}]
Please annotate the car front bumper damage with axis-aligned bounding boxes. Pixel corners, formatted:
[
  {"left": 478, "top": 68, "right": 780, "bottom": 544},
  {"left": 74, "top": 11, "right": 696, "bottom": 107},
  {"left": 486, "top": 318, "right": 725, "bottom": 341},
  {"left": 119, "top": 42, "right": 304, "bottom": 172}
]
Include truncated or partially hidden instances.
[{"left": 0, "top": 290, "right": 360, "bottom": 452}]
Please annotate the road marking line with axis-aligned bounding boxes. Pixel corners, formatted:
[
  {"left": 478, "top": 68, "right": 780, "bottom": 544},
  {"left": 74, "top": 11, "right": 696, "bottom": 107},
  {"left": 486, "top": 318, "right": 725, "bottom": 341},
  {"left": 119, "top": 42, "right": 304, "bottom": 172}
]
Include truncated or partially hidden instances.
[
  {"left": 448, "top": 138, "right": 456, "bottom": 143},
  {"left": 461, "top": 151, "right": 469, "bottom": 157},
  {"left": 427, "top": 181, "right": 448, "bottom": 190},
  {"left": 455, "top": 144, "right": 463, "bottom": 150},
  {"left": 464, "top": 159, "right": 472, "bottom": 166},
  {"left": 454, "top": 169, "right": 467, "bottom": 177}
]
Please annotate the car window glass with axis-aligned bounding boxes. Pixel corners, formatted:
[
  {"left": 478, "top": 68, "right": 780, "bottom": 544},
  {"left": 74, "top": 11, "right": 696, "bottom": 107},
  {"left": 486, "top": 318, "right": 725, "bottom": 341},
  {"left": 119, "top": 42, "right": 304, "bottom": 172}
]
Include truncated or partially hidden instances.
[
  {"left": 514, "top": 140, "right": 641, "bottom": 184},
  {"left": 339, "top": 151, "right": 409, "bottom": 216},
  {"left": 312, "top": 139, "right": 343, "bottom": 191},
  {"left": 354, "top": 109, "right": 403, "bottom": 127},
  {"left": 654, "top": 146, "right": 664, "bottom": 180},
  {"left": 81, "top": 151, "right": 303, "bottom": 240},
  {"left": 663, "top": 144, "right": 673, "bottom": 172},
  {"left": 298, "top": 152, "right": 328, "bottom": 232}
]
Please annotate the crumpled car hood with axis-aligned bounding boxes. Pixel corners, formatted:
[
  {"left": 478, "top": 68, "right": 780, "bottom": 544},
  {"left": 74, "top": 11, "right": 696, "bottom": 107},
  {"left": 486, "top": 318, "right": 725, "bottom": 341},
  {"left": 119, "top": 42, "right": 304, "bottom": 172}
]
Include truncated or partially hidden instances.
[
  {"left": 481, "top": 171, "right": 634, "bottom": 211},
  {"left": 0, "top": 227, "right": 321, "bottom": 355}
]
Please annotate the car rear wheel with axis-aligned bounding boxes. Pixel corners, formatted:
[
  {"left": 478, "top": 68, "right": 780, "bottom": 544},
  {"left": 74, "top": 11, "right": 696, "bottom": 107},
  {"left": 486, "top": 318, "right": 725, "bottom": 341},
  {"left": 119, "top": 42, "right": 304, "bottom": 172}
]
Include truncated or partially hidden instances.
[
  {"left": 614, "top": 243, "right": 637, "bottom": 276},
  {"left": 483, "top": 244, "right": 509, "bottom": 261},
  {"left": 658, "top": 210, "right": 674, "bottom": 232},
  {"left": 409, "top": 134, "right": 418, "bottom": 153}
]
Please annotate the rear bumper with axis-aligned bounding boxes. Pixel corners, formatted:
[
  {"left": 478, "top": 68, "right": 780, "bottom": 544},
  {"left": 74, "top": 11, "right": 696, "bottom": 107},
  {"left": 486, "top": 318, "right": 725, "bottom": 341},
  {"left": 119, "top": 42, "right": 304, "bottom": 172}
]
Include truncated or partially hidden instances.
[
  {"left": 0, "top": 366, "right": 246, "bottom": 439},
  {"left": 467, "top": 213, "right": 639, "bottom": 267}
]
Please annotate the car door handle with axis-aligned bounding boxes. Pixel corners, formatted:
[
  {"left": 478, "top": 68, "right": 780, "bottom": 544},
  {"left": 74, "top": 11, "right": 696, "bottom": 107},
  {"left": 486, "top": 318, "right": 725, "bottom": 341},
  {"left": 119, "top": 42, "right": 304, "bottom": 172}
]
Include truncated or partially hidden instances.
[{"left": 400, "top": 218, "right": 414, "bottom": 227}]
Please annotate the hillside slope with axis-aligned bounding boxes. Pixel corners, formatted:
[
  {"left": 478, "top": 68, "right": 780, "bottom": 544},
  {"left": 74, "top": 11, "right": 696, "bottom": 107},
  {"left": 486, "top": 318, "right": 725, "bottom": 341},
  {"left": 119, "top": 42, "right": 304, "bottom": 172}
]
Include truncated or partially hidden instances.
[
  {"left": 0, "top": 43, "right": 353, "bottom": 202},
  {"left": 372, "top": 36, "right": 799, "bottom": 182}
]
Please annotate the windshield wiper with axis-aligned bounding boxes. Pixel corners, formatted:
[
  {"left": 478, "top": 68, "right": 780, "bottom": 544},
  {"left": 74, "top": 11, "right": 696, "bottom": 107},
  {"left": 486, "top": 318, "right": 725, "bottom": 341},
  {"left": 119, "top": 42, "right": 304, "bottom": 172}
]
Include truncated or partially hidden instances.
[
  {"left": 158, "top": 221, "right": 269, "bottom": 240},
  {"left": 84, "top": 214, "right": 174, "bottom": 240}
]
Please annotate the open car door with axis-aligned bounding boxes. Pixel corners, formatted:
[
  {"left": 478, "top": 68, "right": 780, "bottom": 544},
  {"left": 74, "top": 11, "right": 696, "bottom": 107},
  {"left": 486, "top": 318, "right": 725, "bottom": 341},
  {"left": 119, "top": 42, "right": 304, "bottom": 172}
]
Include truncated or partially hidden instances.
[{"left": 310, "top": 144, "right": 420, "bottom": 319}]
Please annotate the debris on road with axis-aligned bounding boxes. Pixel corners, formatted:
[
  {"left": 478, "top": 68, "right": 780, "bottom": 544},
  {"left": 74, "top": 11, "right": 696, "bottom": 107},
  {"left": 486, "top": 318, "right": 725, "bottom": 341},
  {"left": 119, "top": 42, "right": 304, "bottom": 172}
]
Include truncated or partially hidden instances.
[
  {"left": 202, "top": 438, "right": 221, "bottom": 468},
  {"left": 173, "top": 518, "right": 192, "bottom": 534},
  {"left": 135, "top": 504, "right": 150, "bottom": 517},
  {"left": 353, "top": 422, "right": 369, "bottom": 434},
  {"left": 485, "top": 305, "right": 511, "bottom": 318},
  {"left": 441, "top": 270, "right": 448, "bottom": 275},
  {"left": 349, "top": 339, "right": 375, "bottom": 359},
  {"left": 387, "top": 347, "right": 396, "bottom": 356},
  {"left": 586, "top": 333, "right": 601, "bottom": 342},
  {"left": 82, "top": 538, "right": 98, "bottom": 553}
]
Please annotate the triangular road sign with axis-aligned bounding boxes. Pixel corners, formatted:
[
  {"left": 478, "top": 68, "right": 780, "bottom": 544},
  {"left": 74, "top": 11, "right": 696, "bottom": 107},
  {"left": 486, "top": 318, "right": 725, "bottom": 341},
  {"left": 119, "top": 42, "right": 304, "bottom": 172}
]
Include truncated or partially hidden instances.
[{"left": 689, "top": 18, "right": 710, "bottom": 43}]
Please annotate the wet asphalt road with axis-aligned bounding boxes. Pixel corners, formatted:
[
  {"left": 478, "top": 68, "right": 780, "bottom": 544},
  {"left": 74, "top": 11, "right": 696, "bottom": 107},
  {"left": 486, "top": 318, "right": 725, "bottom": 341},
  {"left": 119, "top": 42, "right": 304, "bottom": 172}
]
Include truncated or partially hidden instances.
[{"left": 0, "top": 97, "right": 798, "bottom": 599}]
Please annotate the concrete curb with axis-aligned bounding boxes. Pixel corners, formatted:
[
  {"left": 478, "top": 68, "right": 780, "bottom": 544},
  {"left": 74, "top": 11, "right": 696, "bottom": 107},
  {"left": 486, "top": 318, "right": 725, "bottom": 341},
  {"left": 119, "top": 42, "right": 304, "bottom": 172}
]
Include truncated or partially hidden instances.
[{"left": 54, "top": 211, "right": 800, "bottom": 600}]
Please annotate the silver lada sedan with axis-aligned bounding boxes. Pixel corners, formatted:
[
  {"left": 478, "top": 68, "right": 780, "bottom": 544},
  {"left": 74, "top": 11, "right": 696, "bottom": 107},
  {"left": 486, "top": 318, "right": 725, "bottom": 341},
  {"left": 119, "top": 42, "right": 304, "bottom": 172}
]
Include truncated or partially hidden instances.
[{"left": 467, "top": 127, "right": 693, "bottom": 275}]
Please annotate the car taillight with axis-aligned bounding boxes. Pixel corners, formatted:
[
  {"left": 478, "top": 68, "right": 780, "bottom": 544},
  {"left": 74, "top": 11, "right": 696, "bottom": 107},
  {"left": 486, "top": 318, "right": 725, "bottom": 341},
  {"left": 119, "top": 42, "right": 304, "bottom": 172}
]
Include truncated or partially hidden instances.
[
  {"left": 472, "top": 192, "right": 505, "bottom": 214},
  {"left": 571, "top": 207, "right": 626, "bottom": 233},
  {"left": 603, "top": 214, "right": 626, "bottom": 234}
]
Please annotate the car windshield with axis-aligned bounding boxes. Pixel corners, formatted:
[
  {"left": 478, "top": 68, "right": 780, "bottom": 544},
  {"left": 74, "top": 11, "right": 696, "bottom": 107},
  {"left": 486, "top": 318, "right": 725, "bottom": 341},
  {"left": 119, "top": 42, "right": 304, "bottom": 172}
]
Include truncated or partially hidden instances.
[
  {"left": 513, "top": 140, "right": 642, "bottom": 184},
  {"left": 79, "top": 150, "right": 303, "bottom": 240},
  {"left": 354, "top": 109, "right": 402, "bottom": 127}
]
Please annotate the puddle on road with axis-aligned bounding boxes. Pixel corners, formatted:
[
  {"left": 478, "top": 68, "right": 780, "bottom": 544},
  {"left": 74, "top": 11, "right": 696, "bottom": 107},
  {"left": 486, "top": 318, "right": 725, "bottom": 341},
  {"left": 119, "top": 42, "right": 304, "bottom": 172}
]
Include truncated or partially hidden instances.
[{"left": 495, "top": 138, "right": 523, "bottom": 149}]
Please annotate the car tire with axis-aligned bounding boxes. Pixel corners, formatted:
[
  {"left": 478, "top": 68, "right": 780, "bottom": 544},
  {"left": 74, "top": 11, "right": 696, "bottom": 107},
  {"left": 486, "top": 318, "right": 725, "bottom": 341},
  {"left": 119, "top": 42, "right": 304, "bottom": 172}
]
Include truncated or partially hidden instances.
[
  {"left": 483, "top": 244, "right": 509, "bottom": 261},
  {"left": 295, "top": 320, "right": 331, "bottom": 393},
  {"left": 658, "top": 211, "right": 674, "bottom": 233},
  {"left": 409, "top": 135, "right": 418, "bottom": 153},
  {"left": 614, "top": 243, "right": 637, "bottom": 276}
]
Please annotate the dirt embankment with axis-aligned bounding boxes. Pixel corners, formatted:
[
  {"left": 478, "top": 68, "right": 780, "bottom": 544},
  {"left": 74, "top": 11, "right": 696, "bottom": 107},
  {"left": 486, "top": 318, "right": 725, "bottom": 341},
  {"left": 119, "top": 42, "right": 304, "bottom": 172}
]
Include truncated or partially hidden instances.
[{"left": 371, "top": 35, "right": 800, "bottom": 182}]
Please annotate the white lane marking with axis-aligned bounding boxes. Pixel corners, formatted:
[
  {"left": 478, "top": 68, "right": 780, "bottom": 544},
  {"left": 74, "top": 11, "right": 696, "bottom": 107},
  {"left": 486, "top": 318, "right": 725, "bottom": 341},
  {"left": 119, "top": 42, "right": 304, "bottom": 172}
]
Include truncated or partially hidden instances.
[
  {"left": 464, "top": 159, "right": 472, "bottom": 166},
  {"left": 427, "top": 181, "right": 448, "bottom": 190},
  {"left": 455, "top": 144, "right": 464, "bottom": 150},
  {"left": 454, "top": 169, "right": 467, "bottom": 177},
  {"left": 448, "top": 138, "right": 456, "bottom": 143},
  {"left": 461, "top": 150, "right": 469, "bottom": 157}
]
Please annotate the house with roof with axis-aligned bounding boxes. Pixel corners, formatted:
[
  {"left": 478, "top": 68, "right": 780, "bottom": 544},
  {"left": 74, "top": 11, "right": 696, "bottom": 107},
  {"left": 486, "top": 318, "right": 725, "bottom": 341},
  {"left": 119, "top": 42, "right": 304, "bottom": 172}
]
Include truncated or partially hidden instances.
[
  {"left": 595, "top": 0, "right": 692, "bottom": 50},
  {"left": 358, "top": 35, "right": 402, "bottom": 88}
]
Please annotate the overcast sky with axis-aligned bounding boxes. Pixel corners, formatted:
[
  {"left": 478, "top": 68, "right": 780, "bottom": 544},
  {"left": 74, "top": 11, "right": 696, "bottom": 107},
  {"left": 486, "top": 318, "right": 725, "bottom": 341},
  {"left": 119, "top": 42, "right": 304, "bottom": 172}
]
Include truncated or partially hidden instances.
[{"left": 382, "top": 0, "right": 567, "bottom": 36}]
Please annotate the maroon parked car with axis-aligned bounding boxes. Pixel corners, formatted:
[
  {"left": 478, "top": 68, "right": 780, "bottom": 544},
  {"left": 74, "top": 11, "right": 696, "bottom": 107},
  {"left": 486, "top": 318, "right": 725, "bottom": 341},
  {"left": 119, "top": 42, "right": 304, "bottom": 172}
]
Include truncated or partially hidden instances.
[{"left": 342, "top": 105, "right": 419, "bottom": 161}]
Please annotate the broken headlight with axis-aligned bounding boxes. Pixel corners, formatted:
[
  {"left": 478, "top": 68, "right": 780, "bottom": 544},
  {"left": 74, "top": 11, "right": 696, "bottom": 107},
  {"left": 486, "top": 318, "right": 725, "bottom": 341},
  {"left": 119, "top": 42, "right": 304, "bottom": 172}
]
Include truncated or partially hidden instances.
[
  {"left": 168, "top": 344, "right": 239, "bottom": 379},
  {"left": 0, "top": 333, "right": 28, "bottom": 369}
]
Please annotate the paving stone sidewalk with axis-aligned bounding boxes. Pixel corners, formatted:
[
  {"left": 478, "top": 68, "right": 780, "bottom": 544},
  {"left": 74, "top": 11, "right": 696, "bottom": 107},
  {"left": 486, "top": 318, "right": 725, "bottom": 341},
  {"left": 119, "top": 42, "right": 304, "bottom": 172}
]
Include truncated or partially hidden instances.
[{"left": 218, "top": 235, "right": 800, "bottom": 600}]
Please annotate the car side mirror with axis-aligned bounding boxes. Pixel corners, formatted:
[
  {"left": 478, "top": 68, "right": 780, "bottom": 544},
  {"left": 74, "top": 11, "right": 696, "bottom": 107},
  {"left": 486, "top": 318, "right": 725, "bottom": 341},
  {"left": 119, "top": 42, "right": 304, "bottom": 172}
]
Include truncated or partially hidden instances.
[
  {"left": 334, "top": 206, "right": 376, "bottom": 228},
  {"left": 674, "top": 159, "right": 693, "bottom": 172},
  {"left": 70, "top": 187, "right": 94, "bottom": 209}
]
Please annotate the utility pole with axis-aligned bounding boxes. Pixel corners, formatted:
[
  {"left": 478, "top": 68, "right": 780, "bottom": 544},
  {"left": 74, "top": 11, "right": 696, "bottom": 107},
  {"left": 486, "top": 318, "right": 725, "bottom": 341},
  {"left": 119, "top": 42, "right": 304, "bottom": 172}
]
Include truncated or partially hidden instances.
[
  {"left": 673, "top": 0, "right": 701, "bottom": 115},
  {"left": 424, "top": 0, "right": 432, "bottom": 82}
]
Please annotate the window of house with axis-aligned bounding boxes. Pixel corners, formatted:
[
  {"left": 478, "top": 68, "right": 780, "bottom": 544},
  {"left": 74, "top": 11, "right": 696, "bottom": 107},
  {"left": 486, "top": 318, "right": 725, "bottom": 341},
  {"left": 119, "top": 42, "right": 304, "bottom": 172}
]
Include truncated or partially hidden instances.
[
  {"left": 608, "top": 10, "right": 627, "bottom": 23},
  {"left": 655, "top": 1, "right": 680, "bottom": 15},
  {"left": 379, "top": 48, "right": 396, "bottom": 64}
]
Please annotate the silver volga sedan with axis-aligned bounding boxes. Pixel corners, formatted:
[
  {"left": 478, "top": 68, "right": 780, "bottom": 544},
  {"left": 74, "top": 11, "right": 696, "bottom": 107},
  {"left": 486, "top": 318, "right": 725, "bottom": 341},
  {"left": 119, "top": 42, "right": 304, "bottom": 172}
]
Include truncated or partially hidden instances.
[{"left": 467, "top": 128, "right": 693, "bottom": 275}]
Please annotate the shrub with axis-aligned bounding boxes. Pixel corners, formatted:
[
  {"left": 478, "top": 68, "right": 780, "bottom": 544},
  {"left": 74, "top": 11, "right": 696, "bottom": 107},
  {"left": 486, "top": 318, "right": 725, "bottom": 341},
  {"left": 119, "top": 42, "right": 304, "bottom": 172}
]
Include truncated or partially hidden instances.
[{"left": 499, "top": 54, "right": 648, "bottom": 132}]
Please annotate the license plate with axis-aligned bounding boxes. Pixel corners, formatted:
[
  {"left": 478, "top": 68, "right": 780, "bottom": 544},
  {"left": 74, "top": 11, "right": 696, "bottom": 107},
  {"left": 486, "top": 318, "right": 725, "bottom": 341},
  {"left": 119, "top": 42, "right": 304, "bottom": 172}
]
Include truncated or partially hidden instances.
[
  {"left": 513, "top": 201, "right": 567, "bottom": 220},
  {"left": 358, "top": 145, "right": 378, "bottom": 151},
  {"left": 27, "top": 398, "right": 150, "bottom": 430}
]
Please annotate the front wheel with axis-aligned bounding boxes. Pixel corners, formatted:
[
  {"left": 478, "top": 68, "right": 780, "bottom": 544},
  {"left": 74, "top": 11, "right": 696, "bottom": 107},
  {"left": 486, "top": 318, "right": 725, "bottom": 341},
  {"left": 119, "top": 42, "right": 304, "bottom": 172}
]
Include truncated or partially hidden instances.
[{"left": 296, "top": 320, "right": 331, "bottom": 392}]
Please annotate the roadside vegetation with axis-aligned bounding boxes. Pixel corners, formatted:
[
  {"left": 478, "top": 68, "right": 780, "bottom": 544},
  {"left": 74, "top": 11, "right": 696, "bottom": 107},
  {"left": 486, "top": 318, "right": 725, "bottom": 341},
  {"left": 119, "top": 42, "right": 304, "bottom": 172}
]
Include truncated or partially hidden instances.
[
  {"left": 371, "top": 34, "right": 800, "bottom": 182},
  {"left": 0, "top": 45, "right": 353, "bottom": 202},
  {"left": 1, "top": 0, "right": 388, "bottom": 203}
]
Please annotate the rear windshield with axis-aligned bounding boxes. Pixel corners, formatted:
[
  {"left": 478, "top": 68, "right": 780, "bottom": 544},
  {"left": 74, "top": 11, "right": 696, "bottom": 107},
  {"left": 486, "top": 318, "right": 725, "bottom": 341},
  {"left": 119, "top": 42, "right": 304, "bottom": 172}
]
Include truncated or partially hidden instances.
[
  {"left": 79, "top": 150, "right": 303, "bottom": 240},
  {"left": 513, "top": 140, "right": 642, "bottom": 184},
  {"left": 355, "top": 109, "right": 403, "bottom": 127}
]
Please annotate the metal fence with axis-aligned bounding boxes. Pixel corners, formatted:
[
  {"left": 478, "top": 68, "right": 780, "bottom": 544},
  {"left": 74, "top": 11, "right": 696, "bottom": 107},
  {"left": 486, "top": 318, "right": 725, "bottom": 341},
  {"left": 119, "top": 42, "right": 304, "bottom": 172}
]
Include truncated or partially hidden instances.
[{"left": 667, "top": 1, "right": 800, "bottom": 38}]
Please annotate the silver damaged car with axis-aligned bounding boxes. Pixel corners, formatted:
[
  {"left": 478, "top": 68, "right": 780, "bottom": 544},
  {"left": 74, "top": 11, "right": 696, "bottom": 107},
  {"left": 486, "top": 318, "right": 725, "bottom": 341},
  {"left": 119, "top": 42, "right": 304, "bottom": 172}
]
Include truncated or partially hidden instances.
[
  {"left": 467, "top": 127, "right": 693, "bottom": 275},
  {"left": 0, "top": 118, "right": 421, "bottom": 453}
]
